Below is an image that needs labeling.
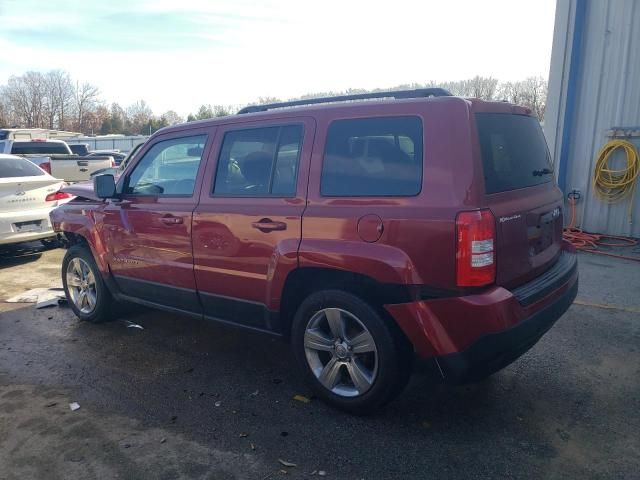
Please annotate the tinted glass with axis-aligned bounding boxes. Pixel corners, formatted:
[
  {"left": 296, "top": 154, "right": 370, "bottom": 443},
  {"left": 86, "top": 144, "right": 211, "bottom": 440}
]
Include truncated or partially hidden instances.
[
  {"left": 475, "top": 113, "right": 553, "bottom": 194},
  {"left": 213, "top": 125, "right": 303, "bottom": 196},
  {"left": 321, "top": 117, "right": 423, "bottom": 196},
  {"left": 69, "top": 144, "right": 89, "bottom": 155},
  {"left": 125, "top": 135, "right": 207, "bottom": 196},
  {"left": 0, "top": 157, "right": 46, "bottom": 177},
  {"left": 11, "top": 142, "right": 70, "bottom": 155}
]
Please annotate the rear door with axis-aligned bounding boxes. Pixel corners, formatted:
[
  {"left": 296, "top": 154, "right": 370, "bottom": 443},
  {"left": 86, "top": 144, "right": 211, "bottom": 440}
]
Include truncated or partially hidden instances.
[
  {"left": 193, "top": 118, "right": 314, "bottom": 331},
  {"left": 474, "top": 112, "right": 563, "bottom": 288},
  {"left": 101, "top": 129, "right": 213, "bottom": 313}
]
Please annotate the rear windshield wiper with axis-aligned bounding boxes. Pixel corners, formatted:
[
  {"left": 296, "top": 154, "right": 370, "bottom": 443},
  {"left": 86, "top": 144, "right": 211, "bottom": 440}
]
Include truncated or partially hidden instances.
[{"left": 532, "top": 168, "right": 552, "bottom": 176}]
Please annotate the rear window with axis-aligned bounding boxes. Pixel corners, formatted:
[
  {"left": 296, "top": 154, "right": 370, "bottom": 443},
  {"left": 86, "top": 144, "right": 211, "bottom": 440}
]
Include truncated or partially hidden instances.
[
  {"left": 11, "top": 142, "right": 69, "bottom": 155},
  {"left": 0, "top": 157, "right": 46, "bottom": 177},
  {"left": 321, "top": 116, "right": 423, "bottom": 196},
  {"left": 476, "top": 113, "right": 553, "bottom": 194}
]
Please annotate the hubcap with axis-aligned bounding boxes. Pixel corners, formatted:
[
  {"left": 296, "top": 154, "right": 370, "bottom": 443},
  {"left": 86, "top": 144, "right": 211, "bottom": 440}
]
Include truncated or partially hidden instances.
[
  {"left": 66, "top": 257, "right": 97, "bottom": 314},
  {"left": 303, "top": 308, "right": 378, "bottom": 397}
]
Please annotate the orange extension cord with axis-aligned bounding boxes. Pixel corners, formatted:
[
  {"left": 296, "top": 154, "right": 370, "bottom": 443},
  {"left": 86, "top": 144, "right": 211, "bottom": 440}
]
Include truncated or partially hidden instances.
[{"left": 563, "top": 196, "right": 639, "bottom": 261}]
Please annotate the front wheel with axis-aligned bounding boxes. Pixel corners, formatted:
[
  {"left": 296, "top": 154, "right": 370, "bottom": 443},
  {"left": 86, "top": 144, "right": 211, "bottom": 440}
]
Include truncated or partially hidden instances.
[
  {"left": 291, "top": 290, "right": 413, "bottom": 414},
  {"left": 62, "top": 245, "right": 113, "bottom": 323}
]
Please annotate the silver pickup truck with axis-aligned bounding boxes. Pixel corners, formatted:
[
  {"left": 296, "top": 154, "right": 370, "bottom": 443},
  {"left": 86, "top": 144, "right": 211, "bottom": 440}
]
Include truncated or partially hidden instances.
[{"left": 0, "top": 139, "right": 114, "bottom": 182}]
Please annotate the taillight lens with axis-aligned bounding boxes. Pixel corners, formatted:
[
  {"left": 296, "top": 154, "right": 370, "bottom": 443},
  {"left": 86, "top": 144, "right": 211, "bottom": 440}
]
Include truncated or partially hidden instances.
[
  {"left": 110, "top": 158, "right": 116, "bottom": 167},
  {"left": 40, "top": 162, "right": 51, "bottom": 174},
  {"left": 45, "top": 191, "right": 73, "bottom": 202},
  {"left": 456, "top": 209, "right": 496, "bottom": 287}
]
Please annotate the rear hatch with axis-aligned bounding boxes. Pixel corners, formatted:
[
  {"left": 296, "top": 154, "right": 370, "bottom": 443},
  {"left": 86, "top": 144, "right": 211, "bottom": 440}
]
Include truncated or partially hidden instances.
[{"left": 475, "top": 112, "right": 563, "bottom": 288}]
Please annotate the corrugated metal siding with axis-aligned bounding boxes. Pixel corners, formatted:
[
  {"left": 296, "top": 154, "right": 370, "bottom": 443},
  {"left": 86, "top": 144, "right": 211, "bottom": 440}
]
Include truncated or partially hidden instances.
[
  {"left": 545, "top": 0, "right": 640, "bottom": 237},
  {"left": 65, "top": 136, "right": 148, "bottom": 153}
]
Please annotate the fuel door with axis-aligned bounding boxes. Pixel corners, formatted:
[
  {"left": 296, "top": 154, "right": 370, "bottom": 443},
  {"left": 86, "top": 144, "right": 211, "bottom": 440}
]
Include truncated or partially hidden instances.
[{"left": 357, "top": 214, "right": 384, "bottom": 243}]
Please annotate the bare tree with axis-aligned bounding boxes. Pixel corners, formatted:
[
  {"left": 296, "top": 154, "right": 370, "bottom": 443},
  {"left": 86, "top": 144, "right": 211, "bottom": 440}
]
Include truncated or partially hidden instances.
[
  {"left": 127, "top": 100, "right": 153, "bottom": 133},
  {"left": 496, "top": 77, "right": 547, "bottom": 119},
  {"left": 161, "top": 110, "right": 183, "bottom": 125},
  {"left": 213, "top": 105, "right": 231, "bottom": 117},
  {"left": 3, "top": 72, "right": 47, "bottom": 127},
  {"left": 74, "top": 81, "right": 100, "bottom": 132},
  {"left": 44, "top": 71, "right": 61, "bottom": 129},
  {"left": 0, "top": 95, "right": 10, "bottom": 127},
  {"left": 497, "top": 81, "right": 523, "bottom": 104},
  {"left": 519, "top": 76, "right": 547, "bottom": 120},
  {"left": 194, "top": 104, "right": 213, "bottom": 120},
  {"left": 109, "top": 103, "right": 127, "bottom": 133},
  {"left": 257, "top": 96, "right": 281, "bottom": 104},
  {"left": 50, "top": 70, "right": 74, "bottom": 130}
]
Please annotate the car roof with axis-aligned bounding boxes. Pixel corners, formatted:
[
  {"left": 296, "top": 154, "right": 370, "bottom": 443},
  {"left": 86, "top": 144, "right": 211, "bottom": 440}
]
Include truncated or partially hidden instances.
[{"left": 157, "top": 96, "right": 472, "bottom": 136}]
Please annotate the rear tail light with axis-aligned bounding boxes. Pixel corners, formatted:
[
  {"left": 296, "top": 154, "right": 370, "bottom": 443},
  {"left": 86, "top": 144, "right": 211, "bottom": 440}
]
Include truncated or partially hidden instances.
[
  {"left": 456, "top": 209, "right": 496, "bottom": 287},
  {"left": 45, "top": 191, "right": 73, "bottom": 202},
  {"left": 110, "top": 158, "right": 116, "bottom": 167},
  {"left": 40, "top": 161, "right": 51, "bottom": 174}
]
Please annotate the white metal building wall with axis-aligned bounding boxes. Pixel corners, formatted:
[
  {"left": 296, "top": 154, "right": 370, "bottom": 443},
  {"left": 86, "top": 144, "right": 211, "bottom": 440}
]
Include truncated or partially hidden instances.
[
  {"left": 65, "top": 135, "right": 148, "bottom": 153},
  {"left": 545, "top": 0, "right": 640, "bottom": 237}
]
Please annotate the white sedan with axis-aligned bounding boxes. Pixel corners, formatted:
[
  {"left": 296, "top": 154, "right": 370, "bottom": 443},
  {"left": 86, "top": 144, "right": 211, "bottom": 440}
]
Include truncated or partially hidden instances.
[{"left": 0, "top": 154, "right": 72, "bottom": 246}]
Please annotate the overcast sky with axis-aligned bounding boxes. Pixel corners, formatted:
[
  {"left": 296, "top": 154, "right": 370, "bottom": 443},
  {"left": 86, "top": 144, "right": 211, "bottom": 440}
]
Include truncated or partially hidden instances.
[{"left": 0, "top": 0, "right": 557, "bottom": 116}]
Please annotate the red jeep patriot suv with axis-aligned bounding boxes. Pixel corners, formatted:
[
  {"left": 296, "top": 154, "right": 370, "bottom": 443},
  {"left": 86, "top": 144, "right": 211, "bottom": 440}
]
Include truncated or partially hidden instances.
[{"left": 51, "top": 89, "right": 578, "bottom": 413}]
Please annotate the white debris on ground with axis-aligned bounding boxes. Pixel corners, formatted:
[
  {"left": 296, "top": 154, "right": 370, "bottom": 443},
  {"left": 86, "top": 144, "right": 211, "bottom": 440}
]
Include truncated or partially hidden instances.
[{"left": 6, "top": 287, "right": 65, "bottom": 304}]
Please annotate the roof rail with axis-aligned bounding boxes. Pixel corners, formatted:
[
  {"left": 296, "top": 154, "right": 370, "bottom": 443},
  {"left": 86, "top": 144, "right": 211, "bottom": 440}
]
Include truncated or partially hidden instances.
[{"left": 237, "top": 88, "right": 452, "bottom": 114}]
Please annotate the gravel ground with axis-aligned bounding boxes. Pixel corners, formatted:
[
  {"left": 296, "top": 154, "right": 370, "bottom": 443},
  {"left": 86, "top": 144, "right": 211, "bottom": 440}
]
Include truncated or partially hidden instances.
[{"left": 0, "top": 242, "right": 639, "bottom": 479}]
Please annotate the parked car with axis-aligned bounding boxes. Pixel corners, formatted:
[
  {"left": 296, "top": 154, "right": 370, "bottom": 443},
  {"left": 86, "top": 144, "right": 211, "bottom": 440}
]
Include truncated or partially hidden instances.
[
  {"left": 0, "top": 154, "right": 72, "bottom": 246},
  {"left": 68, "top": 143, "right": 90, "bottom": 156},
  {"left": 50, "top": 89, "right": 578, "bottom": 413},
  {"left": 87, "top": 150, "right": 126, "bottom": 165},
  {"left": 0, "top": 139, "right": 114, "bottom": 182}
]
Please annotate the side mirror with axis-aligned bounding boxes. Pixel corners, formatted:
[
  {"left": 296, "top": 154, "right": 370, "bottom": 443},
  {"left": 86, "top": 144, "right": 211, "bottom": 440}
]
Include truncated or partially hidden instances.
[{"left": 94, "top": 174, "right": 116, "bottom": 199}]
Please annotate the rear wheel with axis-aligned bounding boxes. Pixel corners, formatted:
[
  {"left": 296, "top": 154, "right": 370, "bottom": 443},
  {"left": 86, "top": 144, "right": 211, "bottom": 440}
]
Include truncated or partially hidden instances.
[
  {"left": 62, "top": 245, "right": 113, "bottom": 323},
  {"left": 291, "top": 290, "right": 413, "bottom": 414}
]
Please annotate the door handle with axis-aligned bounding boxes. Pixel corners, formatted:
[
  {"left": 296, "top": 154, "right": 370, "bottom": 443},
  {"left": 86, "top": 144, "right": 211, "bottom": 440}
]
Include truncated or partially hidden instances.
[
  {"left": 251, "top": 218, "right": 287, "bottom": 232},
  {"left": 161, "top": 215, "right": 184, "bottom": 225}
]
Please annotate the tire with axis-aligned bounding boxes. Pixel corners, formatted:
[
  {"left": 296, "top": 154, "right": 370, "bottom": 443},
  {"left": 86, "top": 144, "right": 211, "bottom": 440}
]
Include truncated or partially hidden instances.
[
  {"left": 291, "top": 290, "right": 413, "bottom": 414},
  {"left": 62, "top": 244, "right": 113, "bottom": 323}
]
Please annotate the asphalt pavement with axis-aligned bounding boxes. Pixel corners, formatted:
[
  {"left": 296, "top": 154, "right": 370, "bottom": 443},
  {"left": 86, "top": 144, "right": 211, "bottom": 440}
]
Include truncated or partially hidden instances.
[{"left": 0, "top": 243, "right": 639, "bottom": 479}]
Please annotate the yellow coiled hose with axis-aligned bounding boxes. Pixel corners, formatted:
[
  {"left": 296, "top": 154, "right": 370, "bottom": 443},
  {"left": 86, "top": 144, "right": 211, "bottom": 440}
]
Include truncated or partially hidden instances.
[{"left": 592, "top": 139, "right": 640, "bottom": 222}]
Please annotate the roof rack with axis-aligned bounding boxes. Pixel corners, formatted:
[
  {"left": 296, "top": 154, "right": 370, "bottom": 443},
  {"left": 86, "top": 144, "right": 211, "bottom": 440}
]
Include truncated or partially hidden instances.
[{"left": 237, "top": 88, "right": 452, "bottom": 114}]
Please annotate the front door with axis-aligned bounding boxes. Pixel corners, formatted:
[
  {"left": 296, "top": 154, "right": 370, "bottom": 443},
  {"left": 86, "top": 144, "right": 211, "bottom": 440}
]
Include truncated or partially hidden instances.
[
  {"left": 193, "top": 118, "right": 315, "bottom": 331},
  {"left": 102, "top": 129, "right": 213, "bottom": 313}
]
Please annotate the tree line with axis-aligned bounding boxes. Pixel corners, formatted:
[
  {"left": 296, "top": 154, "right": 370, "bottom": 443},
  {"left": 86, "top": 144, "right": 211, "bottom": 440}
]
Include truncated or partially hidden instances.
[
  {"left": 0, "top": 70, "right": 186, "bottom": 136},
  {"left": 0, "top": 70, "right": 547, "bottom": 136}
]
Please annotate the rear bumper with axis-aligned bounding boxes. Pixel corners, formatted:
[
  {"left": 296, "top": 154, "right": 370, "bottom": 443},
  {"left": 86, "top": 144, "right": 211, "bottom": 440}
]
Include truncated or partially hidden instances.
[
  {"left": 434, "top": 276, "right": 577, "bottom": 383},
  {"left": 0, "top": 207, "right": 55, "bottom": 245},
  {"left": 385, "top": 243, "right": 578, "bottom": 383}
]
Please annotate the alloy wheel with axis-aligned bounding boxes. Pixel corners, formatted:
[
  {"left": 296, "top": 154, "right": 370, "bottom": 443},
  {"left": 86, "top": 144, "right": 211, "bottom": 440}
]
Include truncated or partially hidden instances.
[
  {"left": 303, "top": 308, "right": 378, "bottom": 397},
  {"left": 66, "top": 257, "right": 98, "bottom": 314}
]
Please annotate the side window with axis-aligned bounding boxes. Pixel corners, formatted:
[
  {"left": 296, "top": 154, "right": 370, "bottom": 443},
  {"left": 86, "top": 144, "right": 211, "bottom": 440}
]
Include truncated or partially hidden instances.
[
  {"left": 213, "top": 125, "right": 303, "bottom": 196},
  {"left": 321, "top": 117, "right": 423, "bottom": 196},
  {"left": 125, "top": 134, "right": 207, "bottom": 196}
]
